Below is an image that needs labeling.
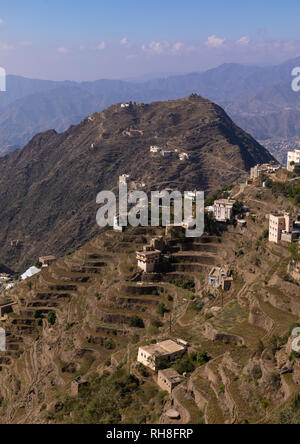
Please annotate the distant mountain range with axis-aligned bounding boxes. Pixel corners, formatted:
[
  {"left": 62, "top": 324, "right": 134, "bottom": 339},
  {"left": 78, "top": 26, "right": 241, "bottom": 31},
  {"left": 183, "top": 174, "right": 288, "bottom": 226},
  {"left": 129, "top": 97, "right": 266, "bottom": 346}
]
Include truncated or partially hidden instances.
[
  {"left": 0, "top": 96, "right": 274, "bottom": 271},
  {"left": 1, "top": 57, "right": 300, "bottom": 160}
]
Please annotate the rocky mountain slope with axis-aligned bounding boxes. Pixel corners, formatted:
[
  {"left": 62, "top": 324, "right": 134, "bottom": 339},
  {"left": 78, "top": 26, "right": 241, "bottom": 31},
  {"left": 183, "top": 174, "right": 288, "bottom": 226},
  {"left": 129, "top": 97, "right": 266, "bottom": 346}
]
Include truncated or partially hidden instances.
[
  {"left": 1, "top": 57, "right": 300, "bottom": 159},
  {"left": 0, "top": 96, "right": 274, "bottom": 271},
  {"left": 0, "top": 177, "right": 299, "bottom": 424}
]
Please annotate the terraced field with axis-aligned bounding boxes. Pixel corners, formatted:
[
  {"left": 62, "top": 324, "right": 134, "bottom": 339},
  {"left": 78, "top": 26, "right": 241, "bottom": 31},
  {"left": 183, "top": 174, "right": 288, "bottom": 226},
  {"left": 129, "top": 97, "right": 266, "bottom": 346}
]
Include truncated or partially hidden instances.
[{"left": 0, "top": 182, "right": 299, "bottom": 424}]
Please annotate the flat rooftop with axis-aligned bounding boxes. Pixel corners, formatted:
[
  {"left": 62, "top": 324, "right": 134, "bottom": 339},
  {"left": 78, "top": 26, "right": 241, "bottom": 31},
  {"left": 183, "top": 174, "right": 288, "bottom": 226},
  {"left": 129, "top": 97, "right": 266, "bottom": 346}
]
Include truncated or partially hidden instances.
[
  {"left": 209, "top": 267, "right": 222, "bottom": 277},
  {"left": 140, "top": 340, "right": 186, "bottom": 356},
  {"left": 39, "top": 256, "right": 56, "bottom": 260},
  {"left": 214, "top": 199, "right": 235, "bottom": 205},
  {"left": 136, "top": 250, "right": 161, "bottom": 257},
  {"left": 159, "top": 368, "right": 183, "bottom": 383}
]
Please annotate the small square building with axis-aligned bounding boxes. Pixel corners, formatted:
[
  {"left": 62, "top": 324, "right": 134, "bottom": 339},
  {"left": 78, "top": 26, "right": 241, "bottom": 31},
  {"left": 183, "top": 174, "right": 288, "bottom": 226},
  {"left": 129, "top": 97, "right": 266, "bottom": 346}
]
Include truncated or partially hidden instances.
[
  {"left": 157, "top": 368, "right": 184, "bottom": 394},
  {"left": 136, "top": 246, "right": 161, "bottom": 273},
  {"left": 39, "top": 256, "right": 56, "bottom": 267}
]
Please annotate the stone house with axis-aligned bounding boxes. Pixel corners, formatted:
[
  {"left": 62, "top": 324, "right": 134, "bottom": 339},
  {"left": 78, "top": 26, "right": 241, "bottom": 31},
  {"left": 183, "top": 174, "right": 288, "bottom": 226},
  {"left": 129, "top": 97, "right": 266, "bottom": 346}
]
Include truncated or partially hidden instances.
[
  {"left": 137, "top": 339, "right": 187, "bottom": 371},
  {"left": 39, "top": 256, "right": 56, "bottom": 267},
  {"left": 136, "top": 246, "right": 161, "bottom": 273},
  {"left": 157, "top": 368, "right": 183, "bottom": 394},
  {"left": 208, "top": 267, "right": 232, "bottom": 290},
  {"left": 71, "top": 377, "right": 89, "bottom": 396}
]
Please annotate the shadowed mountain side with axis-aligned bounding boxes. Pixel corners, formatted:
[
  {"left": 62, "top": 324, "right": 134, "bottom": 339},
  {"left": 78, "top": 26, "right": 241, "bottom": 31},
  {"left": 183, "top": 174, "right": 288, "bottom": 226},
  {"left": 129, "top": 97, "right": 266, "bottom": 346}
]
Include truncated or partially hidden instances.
[{"left": 0, "top": 96, "right": 274, "bottom": 271}]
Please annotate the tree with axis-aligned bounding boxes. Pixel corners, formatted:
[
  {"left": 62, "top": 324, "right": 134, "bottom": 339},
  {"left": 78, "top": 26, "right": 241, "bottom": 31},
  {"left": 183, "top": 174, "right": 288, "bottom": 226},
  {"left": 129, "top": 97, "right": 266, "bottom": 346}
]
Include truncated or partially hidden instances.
[
  {"left": 263, "top": 229, "right": 269, "bottom": 240},
  {"left": 233, "top": 201, "right": 244, "bottom": 216},
  {"left": 173, "top": 356, "right": 195, "bottom": 375},
  {"left": 47, "top": 311, "right": 56, "bottom": 326},
  {"left": 157, "top": 303, "right": 168, "bottom": 317},
  {"left": 196, "top": 350, "right": 210, "bottom": 365}
]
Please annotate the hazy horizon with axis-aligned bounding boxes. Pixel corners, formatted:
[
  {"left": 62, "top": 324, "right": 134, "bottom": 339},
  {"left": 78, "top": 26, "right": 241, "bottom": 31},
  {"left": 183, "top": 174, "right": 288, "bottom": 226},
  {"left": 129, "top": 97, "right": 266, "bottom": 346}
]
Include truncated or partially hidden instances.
[{"left": 1, "top": 0, "right": 300, "bottom": 81}]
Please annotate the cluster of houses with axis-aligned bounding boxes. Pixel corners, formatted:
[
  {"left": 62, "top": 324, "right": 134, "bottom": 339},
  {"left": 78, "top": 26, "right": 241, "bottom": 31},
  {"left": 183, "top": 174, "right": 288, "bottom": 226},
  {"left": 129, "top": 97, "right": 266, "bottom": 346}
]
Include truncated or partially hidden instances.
[
  {"left": 0, "top": 273, "right": 15, "bottom": 291},
  {"left": 287, "top": 149, "right": 300, "bottom": 172},
  {"left": 0, "top": 256, "right": 57, "bottom": 294},
  {"left": 269, "top": 213, "right": 300, "bottom": 244},
  {"left": 150, "top": 146, "right": 190, "bottom": 161},
  {"left": 249, "top": 163, "right": 280, "bottom": 183},
  {"left": 20, "top": 256, "right": 56, "bottom": 281},
  {"left": 246, "top": 149, "right": 299, "bottom": 177}
]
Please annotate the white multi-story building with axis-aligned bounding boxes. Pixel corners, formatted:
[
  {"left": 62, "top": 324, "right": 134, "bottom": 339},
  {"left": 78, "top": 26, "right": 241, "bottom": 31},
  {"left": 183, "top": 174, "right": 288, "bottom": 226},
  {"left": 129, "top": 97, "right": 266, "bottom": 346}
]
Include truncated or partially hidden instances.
[
  {"left": 269, "top": 213, "right": 293, "bottom": 243},
  {"left": 213, "top": 199, "right": 236, "bottom": 222},
  {"left": 287, "top": 150, "right": 300, "bottom": 172}
]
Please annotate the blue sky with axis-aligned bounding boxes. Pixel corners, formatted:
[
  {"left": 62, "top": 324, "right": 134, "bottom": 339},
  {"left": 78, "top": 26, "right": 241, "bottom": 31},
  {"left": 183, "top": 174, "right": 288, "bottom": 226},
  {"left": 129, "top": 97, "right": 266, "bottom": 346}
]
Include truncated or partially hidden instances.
[{"left": 1, "top": 0, "right": 300, "bottom": 80}]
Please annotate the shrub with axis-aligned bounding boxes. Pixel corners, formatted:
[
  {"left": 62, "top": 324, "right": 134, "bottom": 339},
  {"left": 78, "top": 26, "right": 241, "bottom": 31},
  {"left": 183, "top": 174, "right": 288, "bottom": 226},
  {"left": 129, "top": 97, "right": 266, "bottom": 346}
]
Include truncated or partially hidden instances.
[
  {"left": 191, "top": 301, "right": 205, "bottom": 312},
  {"left": 129, "top": 316, "right": 145, "bottom": 329},
  {"left": 263, "top": 229, "right": 269, "bottom": 239},
  {"left": 151, "top": 318, "right": 163, "bottom": 328},
  {"left": 252, "top": 365, "right": 263, "bottom": 380},
  {"left": 196, "top": 350, "right": 211, "bottom": 365},
  {"left": 130, "top": 334, "right": 140, "bottom": 344},
  {"left": 172, "top": 356, "right": 195, "bottom": 375},
  {"left": 104, "top": 339, "right": 116, "bottom": 350},
  {"left": 47, "top": 311, "right": 56, "bottom": 326},
  {"left": 157, "top": 303, "right": 169, "bottom": 317},
  {"left": 136, "top": 363, "right": 149, "bottom": 377},
  {"left": 169, "top": 278, "right": 195, "bottom": 293}
]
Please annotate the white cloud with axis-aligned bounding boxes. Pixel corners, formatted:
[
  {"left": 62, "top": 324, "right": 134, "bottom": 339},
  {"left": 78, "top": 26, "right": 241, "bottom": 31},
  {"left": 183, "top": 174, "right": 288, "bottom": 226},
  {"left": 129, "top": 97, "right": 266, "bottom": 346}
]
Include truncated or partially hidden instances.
[
  {"left": 58, "top": 47, "right": 69, "bottom": 54},
  {"left": 120, "top": 37, "right": 131, "bottom": 48},
  {"left": 205, "top": 35, "right": 225, "bottom": 48},
  {"left": 20, "top": 41, "right": 33, "bottom": 47},
  {"left": 79, "top": 44, "right": 85, "bottom": 51},
  {"left": 97, "top": 41, "right": 106, "bottom": 51},
  {"left": 0, "top": 42, "right": 14, "bottom": 51},
  {"left": 142, "top": 41, "right": 170, "bottom": 54},
  {"left": 172, "top": 42, "right": 185, "bottom": 53},
  {"left": 0, "top": 19, "right": 5, "bottom": 26},
  {"left": 237, "top": 36, "right": 250, "bottom": 46},
  {"left": 126, "top": 53, "right": 138, "bottom": 60}
]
